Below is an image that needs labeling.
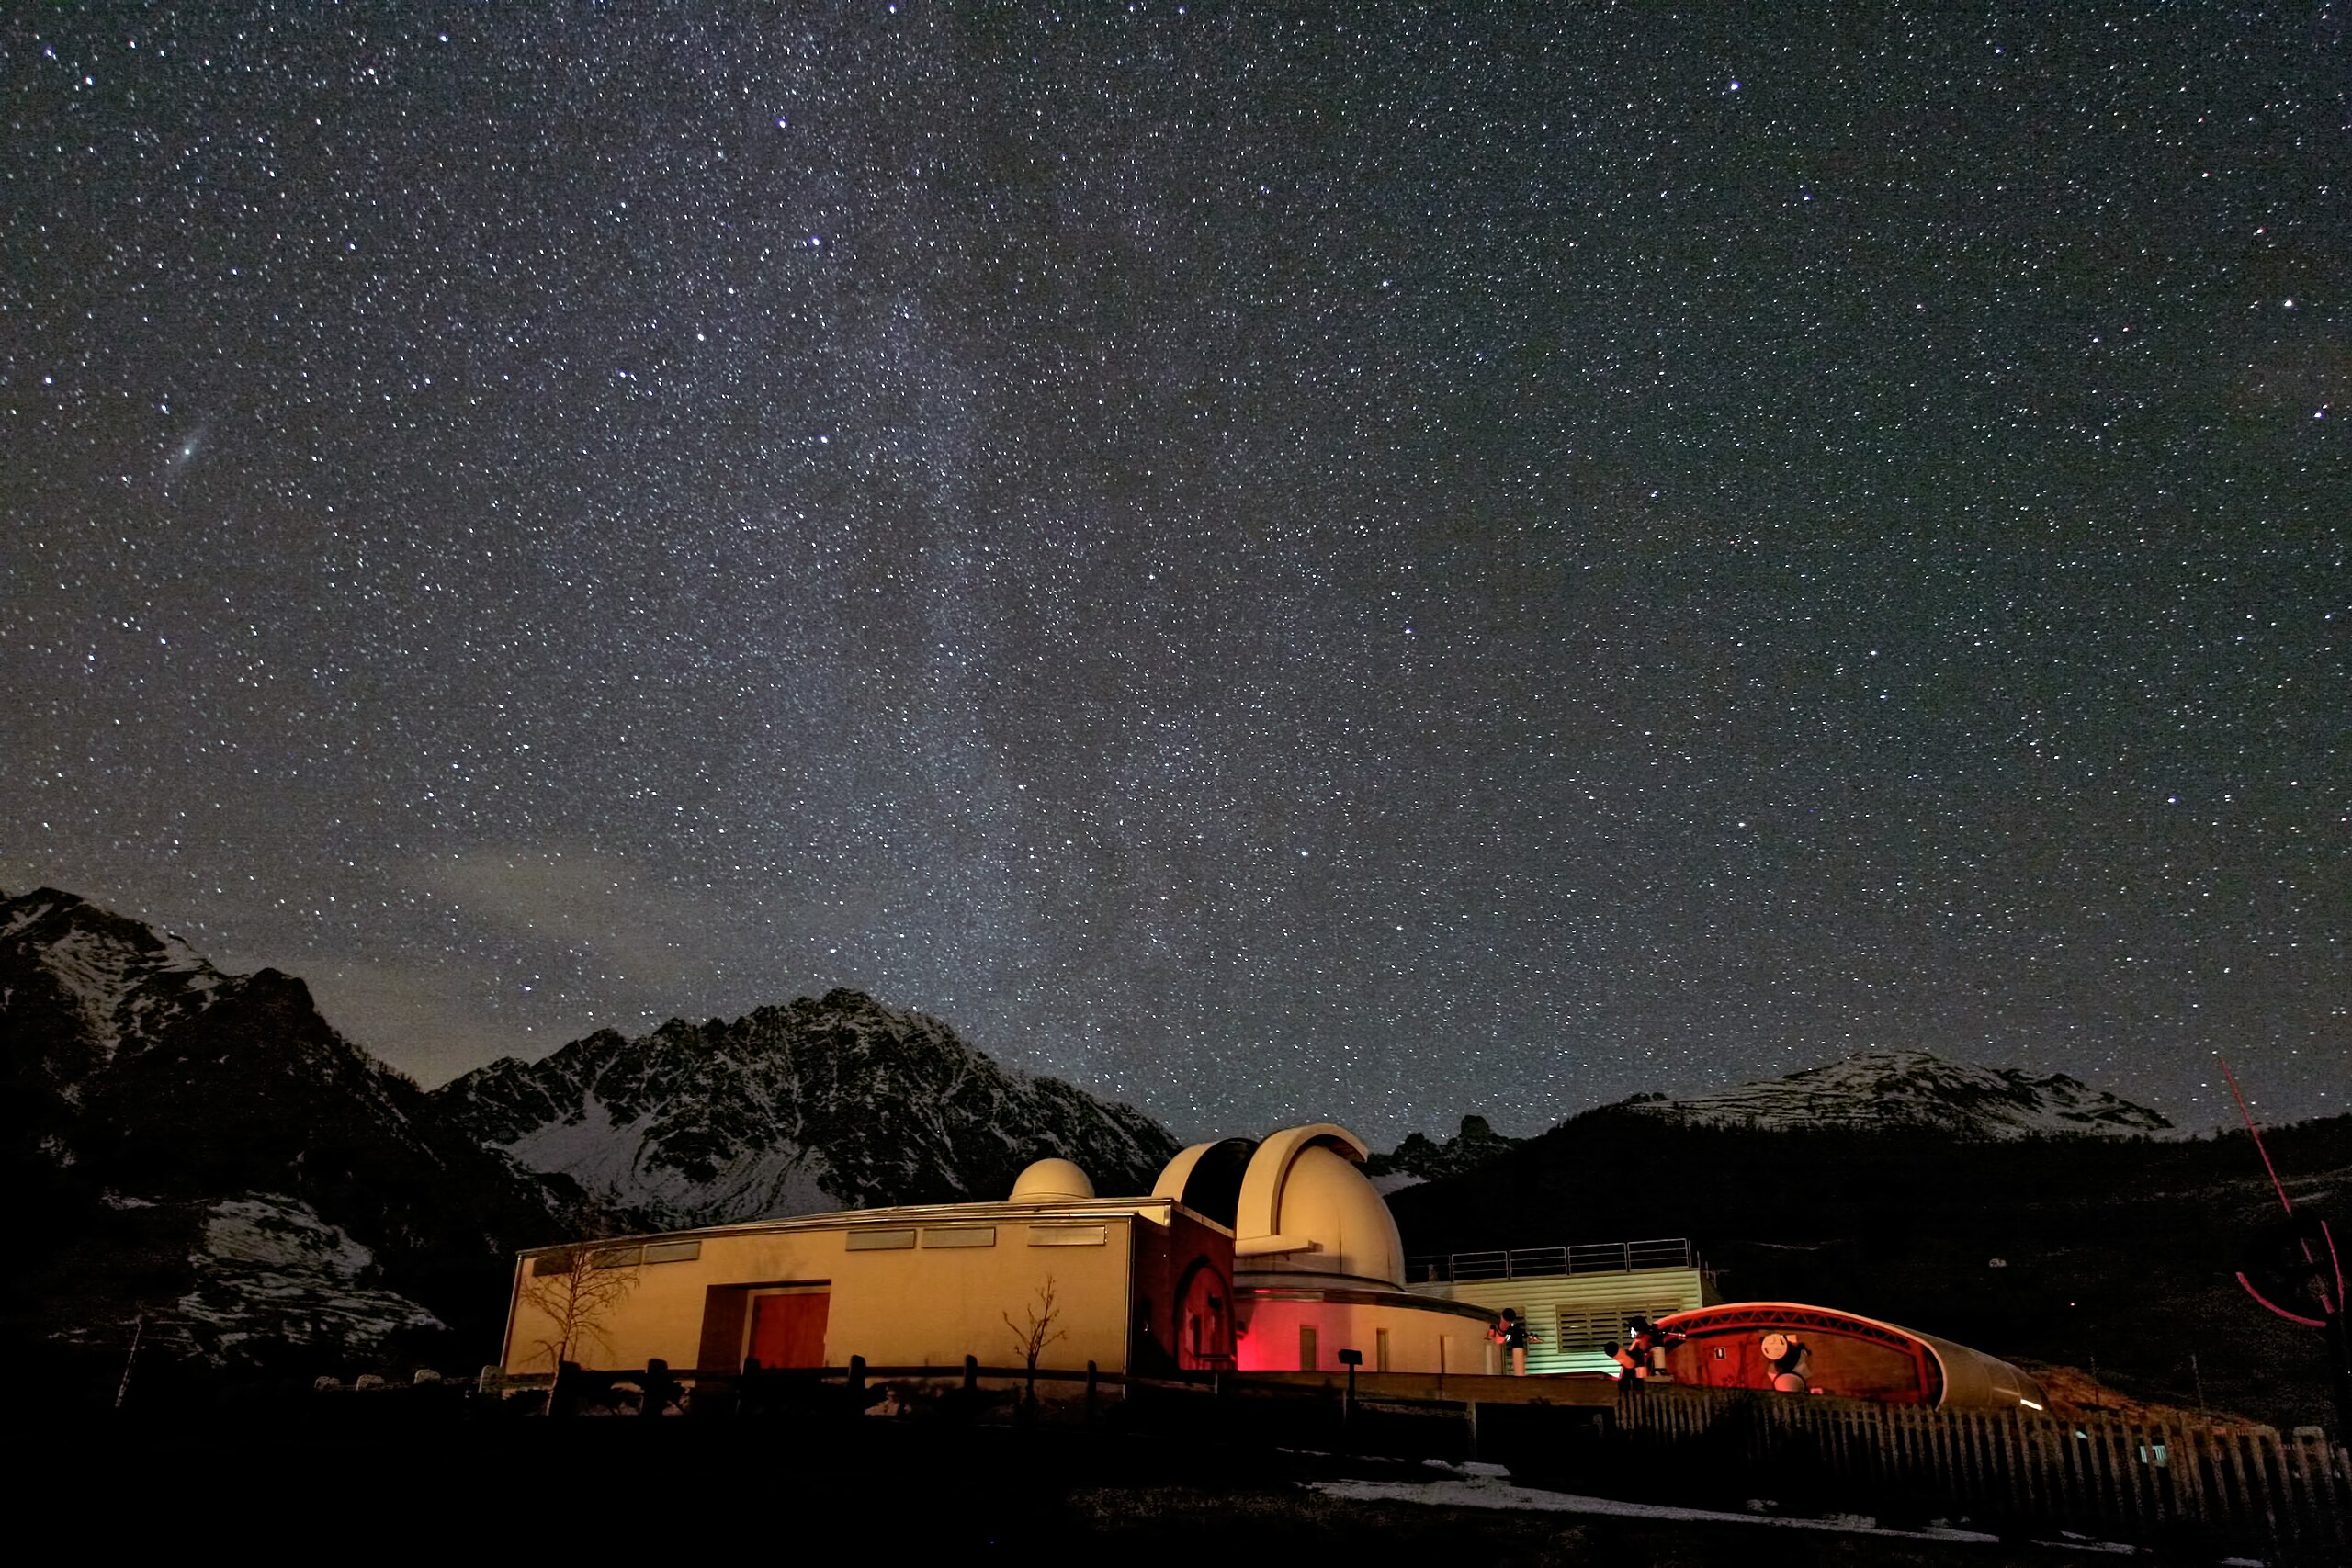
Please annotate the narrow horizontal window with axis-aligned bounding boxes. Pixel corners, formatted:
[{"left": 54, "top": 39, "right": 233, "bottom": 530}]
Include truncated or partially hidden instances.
[
  {"left": 922, "top": 1226, "right": 997, "bottom": 1248},
  {"left": 1028, "top": 1224, "right": 1107, "bottom": 1247},
  {"left": 846, "top": 1228, "right": 917, "bottom": 1251},
  {"left": 641, "top": 1240, "right": 701, "bottom": 1265}
]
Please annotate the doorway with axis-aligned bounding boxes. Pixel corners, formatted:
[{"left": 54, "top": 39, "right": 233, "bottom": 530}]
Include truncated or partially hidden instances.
[{"left": 746, "top": 1288, "right": 830, "bottom": 1368}]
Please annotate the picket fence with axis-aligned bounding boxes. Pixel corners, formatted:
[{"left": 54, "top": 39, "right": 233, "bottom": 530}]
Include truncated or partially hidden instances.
[
  {"left": 1611, "top": 1382, "right": 2347, "bottom": 1555},
  {"left": 501, "top": 1359, "right": 2346, "bottom": 1552}
]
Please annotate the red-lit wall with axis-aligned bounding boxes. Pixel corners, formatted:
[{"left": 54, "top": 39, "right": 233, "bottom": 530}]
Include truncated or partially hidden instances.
[
  {"left": 1129, "top": 1210, "right": 1237, "bottom": 1372},
  {"left": 1232, "top": 1292, "right": 1491, "bottom": 1376}
]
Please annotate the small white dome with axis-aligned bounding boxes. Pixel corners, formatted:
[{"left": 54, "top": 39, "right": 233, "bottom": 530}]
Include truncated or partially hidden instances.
[{"left": 1009, "top": 1157, "right": 1094, "bottom": 1202}]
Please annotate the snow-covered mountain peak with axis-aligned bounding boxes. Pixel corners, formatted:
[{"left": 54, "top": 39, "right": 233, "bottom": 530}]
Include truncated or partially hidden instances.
[
  {"left": 1614, "top": 1049, "right": 2172, "bottom": 1139},
  {"left": 435, "top": 987, "right": 1180, "bottom": 1227},
  {"left": 1, "top": 887, "right": 230, "bottom": 1076}
]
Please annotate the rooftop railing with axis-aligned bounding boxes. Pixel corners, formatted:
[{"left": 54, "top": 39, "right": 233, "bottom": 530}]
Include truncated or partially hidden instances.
[{"left": 1404, "top": 1237, "right": 1699, "bottom": 1283}]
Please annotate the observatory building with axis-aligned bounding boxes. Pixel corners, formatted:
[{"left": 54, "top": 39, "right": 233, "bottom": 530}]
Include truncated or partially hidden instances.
[
  {"left": 501, "top": 1122, "right": 1492, "bottom": 1382},
  {"left": 1156, "top": 1123, "right": 1498, "bottom": 1373},
  {"left": 500, "top": 1122, "right": 2040, "bottom": 1416}
]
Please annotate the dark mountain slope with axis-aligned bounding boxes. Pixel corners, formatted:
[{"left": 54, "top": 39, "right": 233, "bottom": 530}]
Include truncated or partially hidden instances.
[
  {"left": 1388, "top": 1107, "right": 2351, "bottom": 1430},
  {"left": 1, "top": 888, "right": 571, "bottom": 1371}
]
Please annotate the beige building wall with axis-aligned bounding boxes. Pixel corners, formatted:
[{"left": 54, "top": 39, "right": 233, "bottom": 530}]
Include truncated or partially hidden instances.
[{"left": 504, "top": 1207, "right": 1149, "bottom": 1377}]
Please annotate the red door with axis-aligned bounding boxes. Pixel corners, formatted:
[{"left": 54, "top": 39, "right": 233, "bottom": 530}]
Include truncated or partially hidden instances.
[{"left": 747, "top": 1292, "right": 830, "bottom": 1368}]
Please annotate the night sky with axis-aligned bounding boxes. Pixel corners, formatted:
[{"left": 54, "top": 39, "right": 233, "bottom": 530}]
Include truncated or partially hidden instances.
[{"left": 3, "top": 5, "right": 2342, "bottom": 1143}]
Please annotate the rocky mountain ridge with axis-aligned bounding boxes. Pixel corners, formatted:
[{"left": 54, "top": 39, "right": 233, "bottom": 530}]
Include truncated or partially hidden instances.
[
  {"left": 1364, "top": 1114, "right": 1528, "bottom": 1192},
  {"left": 433, "top": 991, "right": 1180, "bottom": 1229},
  {"left": 1609, "top": 1049, "right": 2174, "bottom": 1139}
]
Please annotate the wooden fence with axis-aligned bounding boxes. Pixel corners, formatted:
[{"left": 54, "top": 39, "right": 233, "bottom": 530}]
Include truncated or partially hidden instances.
[
  {"left": 1611, "top": 1383, "right": 2347, "bottom": 1556},
  {"left": 493, "top": 1360, "right": 2345, "bottom": 1554}
]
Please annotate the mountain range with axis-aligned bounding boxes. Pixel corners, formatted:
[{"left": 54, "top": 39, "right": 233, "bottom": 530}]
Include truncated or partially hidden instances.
[
  {"left": 10, "top": 885, "right": 2332, "bottom": 1428},
  {"left": 433, "top": 992, "right": 1179, "bottom": 1229},
  {"left": 1363, "top": 1055, "right": 2172, "bottom": 1198},
  {"left": 1, "top": 887, "right": 1173, "bottom": 1382}
]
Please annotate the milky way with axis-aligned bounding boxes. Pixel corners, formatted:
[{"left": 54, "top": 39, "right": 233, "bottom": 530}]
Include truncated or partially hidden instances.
[{"left": 2, "top": 6, "right": 2342, "bottom": 1140}]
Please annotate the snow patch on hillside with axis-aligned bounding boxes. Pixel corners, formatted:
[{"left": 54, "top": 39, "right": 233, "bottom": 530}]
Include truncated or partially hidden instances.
[
  {"left": 172, "top": 1192, "right": 443, "bottom": 1356},
  {"left": 501, "top": 1096, "right": 841, "bottom": 1224},
  {"left": 5, "top": 890, "right": 226, "bottom": 1073}
]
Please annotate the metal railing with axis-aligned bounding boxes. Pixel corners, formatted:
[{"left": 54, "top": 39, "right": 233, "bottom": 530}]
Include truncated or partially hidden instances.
[{"left": 1405, "top": 1238, "right": 1698, "bottom": 1283}]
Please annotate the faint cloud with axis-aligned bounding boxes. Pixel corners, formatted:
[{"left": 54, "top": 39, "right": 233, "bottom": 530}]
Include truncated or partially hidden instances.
[{"left": 424, "top": 844, "right": 706, "bottom": 987}]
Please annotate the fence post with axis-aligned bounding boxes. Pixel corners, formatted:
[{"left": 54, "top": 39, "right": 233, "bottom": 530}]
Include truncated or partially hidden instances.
[
  {"left": 1956, "top": 1410, "right": 1982, "bottom": 1514},
  {"left": 848, "top": 1355, "right": 865, "bottom": 1394},
  {"left": 2318, "top": 1431, "right": 2352, "bottom": 1551},
  {"left": 2220, "top": 1425, "right": 2256, "bottom": 1537},
  {"left": 1918, "top": 1405, "right": 1944, "bottom": 1516},
  {"left": 1956, "top": 1408, "right": 1980, "bottom": 1519},
  {"left": 2128, "top": 1421, "right": 2160, "bottom": 1539},
  {"left": 2106, "top": 1420, "right": 2134, "bottom": 1540},
  {"left": 1980, "top": 1411, "right": 2007, "bottom": 1518},
  {"left": 2239, "top": 1429, "right": 2277, "bottom": 1551},
  {"left": 2278, "top": 1429, "right": 2310, "bottom": 1547},
  {"left": 2009, "top": 1410, "right": 2032, "bottom": 1524},
  {"left": 2104, "top": 1419, "right": 2139, "bottom": 1541},
  {"left": 964, "top": 1354, "right": 978, "bottom": 1393},
  {"left": 2080, "top": 1420, "right": 2110, "bottom": 1539},
  {"left": 2163, "top": 1422, "right": 2188, "bottom": 1532}
]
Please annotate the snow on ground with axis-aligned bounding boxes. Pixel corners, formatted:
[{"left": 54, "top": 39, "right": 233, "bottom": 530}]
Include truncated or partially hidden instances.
[{"left": 1306, "top": 1462, "right": 2138, "bottom": 1553}]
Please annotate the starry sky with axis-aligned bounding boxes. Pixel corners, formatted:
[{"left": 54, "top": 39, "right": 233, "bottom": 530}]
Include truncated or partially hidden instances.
[{"left": 3, "top": 4, "right": 2343, "bottom": 1143}]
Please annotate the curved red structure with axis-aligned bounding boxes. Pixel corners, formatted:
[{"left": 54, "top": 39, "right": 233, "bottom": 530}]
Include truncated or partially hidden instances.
[{"left": 1657, "top": 1302, "right": 2045, "bottom": 1410}]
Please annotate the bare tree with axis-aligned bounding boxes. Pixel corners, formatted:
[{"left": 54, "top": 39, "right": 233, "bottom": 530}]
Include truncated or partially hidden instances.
[
  {"left": 516, "top": 1243, "right": 640, "bottom": 1385},
  {"left": 1004, "top": 1274, "right": 1068, "bottom": 1402}
]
